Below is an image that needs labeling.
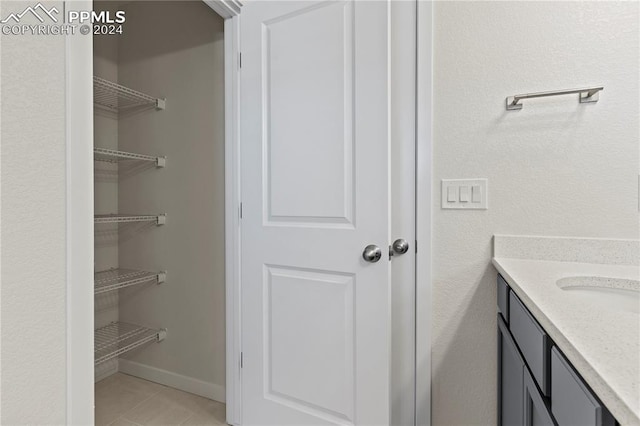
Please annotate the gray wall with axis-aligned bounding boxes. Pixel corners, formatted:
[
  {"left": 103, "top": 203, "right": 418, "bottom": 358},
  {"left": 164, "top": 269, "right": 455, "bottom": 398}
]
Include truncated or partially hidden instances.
[
  {"left": 116, "top": 1, "right": 226, "bottom": 392},
  {"left": 94, "top": 5, "right": 120, "bottom": 379},
  {"left": 430, "top": 2, "right": 639, "bottom": 424},
  {"left": 0, "top": 1, "right": 67, "bottom": 423}
]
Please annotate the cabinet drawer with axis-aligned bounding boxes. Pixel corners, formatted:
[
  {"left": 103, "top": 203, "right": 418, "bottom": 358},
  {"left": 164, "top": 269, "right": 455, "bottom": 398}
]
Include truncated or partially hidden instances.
[
  {"left": 509, "top": 291, "right": 551, "bottom": 396},
  {"left": 551, "top": 347, "right": 615, "bottom": 426},
  {"left": 497, "top": 274, "right": 509, "bottom": 323}
]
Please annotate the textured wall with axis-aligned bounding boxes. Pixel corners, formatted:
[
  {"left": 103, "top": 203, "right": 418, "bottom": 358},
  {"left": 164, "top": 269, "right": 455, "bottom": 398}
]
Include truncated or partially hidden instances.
[
  {"left": 116, "top": 1, "right": 226, "bottom": 393},
  {"left": 93, "top": 6, "right": 120, "bottom": 380},
  {"left": 430, "top": 2, "right": 639, "bottom": 425},
  {"left": 0, "top": 1, "right": 67, "bottom": 423}
]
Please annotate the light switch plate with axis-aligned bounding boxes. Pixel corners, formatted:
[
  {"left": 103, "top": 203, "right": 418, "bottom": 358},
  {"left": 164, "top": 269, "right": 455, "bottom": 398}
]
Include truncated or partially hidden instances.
[{"left": 442, "top": 179, "right": 488, "bottom": 209}]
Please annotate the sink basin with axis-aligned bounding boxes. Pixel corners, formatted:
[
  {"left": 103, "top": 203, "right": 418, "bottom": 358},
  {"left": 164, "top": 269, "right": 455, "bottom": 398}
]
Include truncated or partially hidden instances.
[{"left": 556, "top": 276, "right": 640, "bottom": 314}]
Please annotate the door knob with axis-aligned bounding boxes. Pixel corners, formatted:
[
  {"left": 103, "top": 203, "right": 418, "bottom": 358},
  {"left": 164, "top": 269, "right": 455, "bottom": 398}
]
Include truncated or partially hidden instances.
[
  {"left": 391, "top": 239, "right": 409, "bottom": 255},
  {"left": 362, "top": 245, "right": 382, "bottom": 263}
]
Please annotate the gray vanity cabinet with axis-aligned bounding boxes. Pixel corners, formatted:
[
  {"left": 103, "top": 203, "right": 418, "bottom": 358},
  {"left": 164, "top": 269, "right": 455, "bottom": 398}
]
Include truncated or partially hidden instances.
[
  {"left": 498, "top": 274, "right": 510, "bottom": 322},
  {"left": 523, "top": 368, "right": 555, "bottom": 426},
  {"left": 509, "top": 291, "right": 551, "bottom": 396},
  {"left": 497, "top": 274, "right": 617, "bottom": 426},
  {"left": 550, "top": 347, "right": 615, "bottom": 426},
  {"left": 498, "top": 316, "right": 524, "bottom": 425},
  {"left": 498, "top": 310, "right": 553, "bottom": 426}
]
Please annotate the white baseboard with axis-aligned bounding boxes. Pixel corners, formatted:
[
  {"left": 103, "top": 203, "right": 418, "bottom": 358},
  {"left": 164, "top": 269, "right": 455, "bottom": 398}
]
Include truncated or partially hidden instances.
[
  {"left": 95, "top": 359, "right": 119, "bottom": 383},
  {"left": 118, "top": 359, "right": 226, "bottom": 404}
]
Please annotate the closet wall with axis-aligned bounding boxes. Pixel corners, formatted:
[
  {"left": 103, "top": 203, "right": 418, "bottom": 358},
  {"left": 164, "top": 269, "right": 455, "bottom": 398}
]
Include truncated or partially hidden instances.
[
  {"left": 94, "top": 8, "right": 120, "bottom": 380},
  {"left": 113, "top": 1, "right": 226, "bottom": 399}
]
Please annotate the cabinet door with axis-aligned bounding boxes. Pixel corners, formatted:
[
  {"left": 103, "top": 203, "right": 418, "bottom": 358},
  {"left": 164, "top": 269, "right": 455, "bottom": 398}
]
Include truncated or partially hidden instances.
[
  {"left": 524, "top": 367, "right": 556, "bottom": 426},
  {"left": 551, "top": 347, "right": 615, "bottom": 426},
  {"left": 498, "top": 315, "right": 524, "bottom": 425}
]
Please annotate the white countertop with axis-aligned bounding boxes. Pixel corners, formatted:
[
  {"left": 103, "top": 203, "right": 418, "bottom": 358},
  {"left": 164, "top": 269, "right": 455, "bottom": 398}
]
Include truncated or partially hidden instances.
[{"left": 493, "top": 256, "right": 640, "bottom": 425}]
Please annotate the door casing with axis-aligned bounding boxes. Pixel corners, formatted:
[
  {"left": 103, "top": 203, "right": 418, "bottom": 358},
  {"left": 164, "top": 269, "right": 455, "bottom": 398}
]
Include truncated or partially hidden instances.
[
  {"left": 416, "top": 2, "right": 434, "bottom": 425},
  {"left": 64, "top": 1, "right": 432, "bottom": 425},
  {"left": 390, "top": 2, "right": 417, "bottom": 425}
]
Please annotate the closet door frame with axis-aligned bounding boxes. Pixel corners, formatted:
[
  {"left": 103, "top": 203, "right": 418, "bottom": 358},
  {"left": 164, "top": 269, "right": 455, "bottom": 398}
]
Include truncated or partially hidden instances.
[
  {"left": 66, "top": 1, "right": 95, "bottom": 423},
  {"left": 416, "top": 2, "right": 434, "bottom": 425},
  {"left": 65, "top": 1, "right": 242, "bottom": 425},
  {"left": 217, "top": 6, "right": 243, "bottom": 426}
]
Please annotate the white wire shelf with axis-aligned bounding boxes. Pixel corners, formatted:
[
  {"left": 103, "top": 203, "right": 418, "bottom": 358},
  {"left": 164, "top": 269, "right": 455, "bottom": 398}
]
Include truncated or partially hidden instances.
[
  {"left": 95, "top": 268, "right": 166, "bottom": 295},
  {"left": 95, "top": 321, "right": 166, "bottom": 365},
  {"left": 94, "top": 76, "right": 166, "bottom": 113},
  {"left": 94, "top": 148, "right": 166, "bottom": 168},
  {"left": 94, "top": 214, "right": 166, "bottom": 225}
]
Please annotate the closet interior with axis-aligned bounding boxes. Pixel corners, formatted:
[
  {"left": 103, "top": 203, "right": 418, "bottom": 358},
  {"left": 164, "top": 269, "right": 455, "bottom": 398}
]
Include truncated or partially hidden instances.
[{"left": 93, "top": 1, "right": 226, "bottom": 423}]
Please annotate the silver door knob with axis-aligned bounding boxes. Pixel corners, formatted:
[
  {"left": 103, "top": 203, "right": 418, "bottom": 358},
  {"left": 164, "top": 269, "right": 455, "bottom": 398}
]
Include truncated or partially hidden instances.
[
  {"left": 362, "top": 245, "right": 382, "bottom": 263},
  {"left": 392, "top": 239, "right": 409, "bottom": 255}
]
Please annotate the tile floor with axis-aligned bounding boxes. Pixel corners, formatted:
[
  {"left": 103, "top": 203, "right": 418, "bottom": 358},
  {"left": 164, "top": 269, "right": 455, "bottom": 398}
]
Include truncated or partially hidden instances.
[{"left": 95, "top": 373, "right": 227, "bottom": 426}]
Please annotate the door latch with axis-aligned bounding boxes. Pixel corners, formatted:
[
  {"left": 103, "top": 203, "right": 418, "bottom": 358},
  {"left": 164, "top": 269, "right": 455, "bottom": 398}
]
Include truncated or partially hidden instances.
[{"left": 389, "top": 239, "right": 410, "bottom": 259}]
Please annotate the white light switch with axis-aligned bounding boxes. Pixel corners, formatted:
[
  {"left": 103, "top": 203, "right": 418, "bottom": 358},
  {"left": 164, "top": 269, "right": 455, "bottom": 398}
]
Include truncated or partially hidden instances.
[
  {"left": 459, "top": 186, "right": 469, "bottom": 202},
  {"left": 472, "top": 185, "right": 481, "bottom": 203},
  {"left": 441, "top": 179, "right": 488, "bottom": 209},
  {"left": 447, "top": 186, "right": 457, "bottom": 202}
]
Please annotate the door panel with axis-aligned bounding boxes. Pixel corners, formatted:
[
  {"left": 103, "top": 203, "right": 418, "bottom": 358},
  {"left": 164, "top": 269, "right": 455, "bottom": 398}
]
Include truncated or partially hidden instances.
[
  {"left": 241, "top": 1, "right": 390, "bottom": 425},
  {"left": 265, "top": 265, "right": 355, "bottom": 421},
  {"left": 264, "top": 2, "right": 354, "bottom": 226}
]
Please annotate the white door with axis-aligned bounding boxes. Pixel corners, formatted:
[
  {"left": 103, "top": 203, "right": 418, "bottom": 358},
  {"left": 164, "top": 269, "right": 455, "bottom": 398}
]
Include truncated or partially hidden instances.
[{"left": 240, "top": 1, "right": 391, "bottom": 425}]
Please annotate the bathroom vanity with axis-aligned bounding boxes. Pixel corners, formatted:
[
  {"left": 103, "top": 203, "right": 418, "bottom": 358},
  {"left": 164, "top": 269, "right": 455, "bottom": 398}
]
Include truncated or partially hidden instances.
[
  {"left": 493, "top": 235, "right": 640, "bottom": 426},
  {"left": 498, "top": 274, "right": 615, "bottom": 425}
]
